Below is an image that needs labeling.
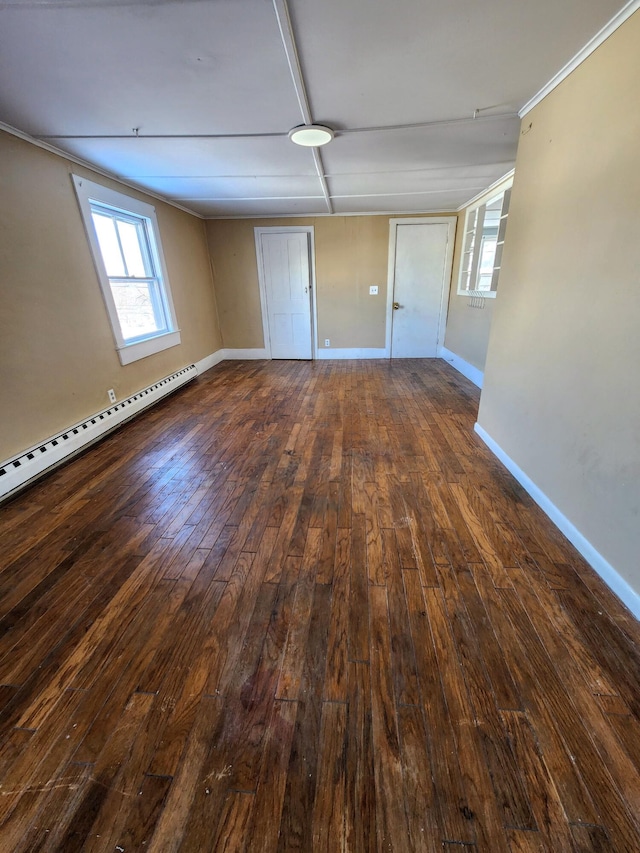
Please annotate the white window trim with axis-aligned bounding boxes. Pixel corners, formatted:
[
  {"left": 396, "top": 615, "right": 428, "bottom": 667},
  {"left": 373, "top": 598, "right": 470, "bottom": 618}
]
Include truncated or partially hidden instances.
[
  {"left": 72, "top": 175, "right": 181, "bottom": 365},
  {"left": 457, "top": 178, "right": 513, "bottom": 299}
]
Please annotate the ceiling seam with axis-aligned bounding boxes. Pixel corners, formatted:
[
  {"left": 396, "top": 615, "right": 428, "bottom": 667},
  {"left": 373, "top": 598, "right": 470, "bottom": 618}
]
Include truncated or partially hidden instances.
[
  {"left": 204, "top": 209, "right": 460, "bottom": 221},
  {"left": 342, "top": 113, "right": 518, "bottom": 134},
  {"left": 271, "top": 0, "right": 312, "bottom": 123},
  {"left": 178, "top": 187, "right": 487, "bottom": 202},
  {"left": 35, "top": 110, "right": 518, "bottom": 142},
  {"left": 100, "top": 163, "right": 515, "bottom": 179},
  {"left": 271, "top": 0, "right": 332, "bottom": 214}
]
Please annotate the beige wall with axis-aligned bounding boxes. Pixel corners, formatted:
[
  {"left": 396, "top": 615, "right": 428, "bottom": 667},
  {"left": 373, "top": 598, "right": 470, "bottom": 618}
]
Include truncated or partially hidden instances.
[
  {"left": 0, "top": 131, "right": 222, "bottom": 462},
  {"left": 314, "top": 216, "right": 390, "bottom": 348},
  {"left": 443, "top": 174, "right": 514, "bottom": 372},
  {"left": 478, "top": 11, "right": 640, "bottom": 592},
  {"left": 206, "top": 213, "right": 446, "bottom": 351}
]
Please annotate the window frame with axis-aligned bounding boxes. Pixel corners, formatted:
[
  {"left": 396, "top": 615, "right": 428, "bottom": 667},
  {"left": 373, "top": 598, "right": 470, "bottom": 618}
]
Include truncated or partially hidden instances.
[
  {"left": 72, "top": 175, "right": 181, "bottom": 365},
  {"left": 457, "top": 179, "right": 512, "bottom": 298}
]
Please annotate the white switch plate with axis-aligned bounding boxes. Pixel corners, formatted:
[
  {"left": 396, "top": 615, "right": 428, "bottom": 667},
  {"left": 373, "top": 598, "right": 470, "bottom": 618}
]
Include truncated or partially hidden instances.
[{"left": 369, "top": 285, "right": 379, "bottom": 295}]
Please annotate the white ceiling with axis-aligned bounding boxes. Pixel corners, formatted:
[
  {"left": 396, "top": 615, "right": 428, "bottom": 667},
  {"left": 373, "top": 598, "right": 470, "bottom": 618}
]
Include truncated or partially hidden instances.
[{"left": 0, "top": 0, "right": 628, "bottom": 217}]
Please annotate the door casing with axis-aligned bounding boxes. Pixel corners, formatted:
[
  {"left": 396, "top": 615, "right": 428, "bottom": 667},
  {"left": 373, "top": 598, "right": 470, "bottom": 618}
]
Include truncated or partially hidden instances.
[
  {"left": 254, "top": 226, "right": 318, "bottom": 360},
  {"left": 385, "top": 216, "right": 457, "bottom": 358}
]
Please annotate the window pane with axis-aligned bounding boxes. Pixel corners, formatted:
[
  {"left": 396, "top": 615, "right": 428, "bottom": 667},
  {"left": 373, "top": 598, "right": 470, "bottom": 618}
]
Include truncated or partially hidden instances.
[
  {"left": 483, "top": 196, "right": 502, "bottom": 234},
  {"left": 91, "top": 212, "right": 125, "bottom": 277},
  {"left": 117, "top": 219, "right": 149, "bottom": 278},
  {"left": 479, "top": 237, "right": 498, "bottom": 275},
  {"left": 110, "top": 281, "right": 166, "bottom": 340}
]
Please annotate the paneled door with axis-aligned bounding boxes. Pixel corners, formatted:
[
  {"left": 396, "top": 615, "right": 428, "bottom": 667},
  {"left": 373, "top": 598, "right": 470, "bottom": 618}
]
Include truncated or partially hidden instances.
[
  {"left": 257, "top": 229, "right": 313, "bottom": 360},
  {"left": 388, "top": 218, "right": 456, "bottom": 358}
]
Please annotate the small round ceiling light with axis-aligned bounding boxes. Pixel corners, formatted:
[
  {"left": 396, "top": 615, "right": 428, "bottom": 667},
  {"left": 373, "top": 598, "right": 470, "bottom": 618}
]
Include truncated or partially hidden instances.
[{"left": 288, "top": 124, "right": 335, "bottom": 147}]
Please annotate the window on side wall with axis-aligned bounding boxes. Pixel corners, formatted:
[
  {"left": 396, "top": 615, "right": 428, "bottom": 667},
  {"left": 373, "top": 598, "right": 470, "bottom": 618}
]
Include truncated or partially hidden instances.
[
  {"left": 73, "top": 175, "right": 181, "bottom": 365},
  {"left": 458, "top": 182, "right": 512, "bottom": 298}
]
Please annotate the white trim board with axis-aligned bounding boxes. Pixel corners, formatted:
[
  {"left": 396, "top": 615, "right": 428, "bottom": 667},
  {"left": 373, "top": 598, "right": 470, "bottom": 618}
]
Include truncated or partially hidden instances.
[
  {"left": 223, "top": 348, "right": 270, "bottom": 360},
  {"left": 72, "top": 174, "right": 182, "bottom": 366},
  {"left": 457, "top": 170, "right": 515, "bottom": 213},
  {"left": 474, "top": 422, "right": 640, "bottom": 621},
  {"left": 195, "top": 350, "right": 225, "bottom": 374},
  {"left": 316, "top": 347, "right": 388, "bottom": 360},
  {"left": 519, "top": 0, "right": 640, "bottom": 117},
  {"left": 0, "top": 365, "right": 197, "bottom": 503},
  {"left": 439, "top": 347, "right": 484, "bottom": 388}
]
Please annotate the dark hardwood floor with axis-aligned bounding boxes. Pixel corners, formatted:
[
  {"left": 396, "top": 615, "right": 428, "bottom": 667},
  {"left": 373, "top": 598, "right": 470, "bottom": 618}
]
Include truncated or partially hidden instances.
[{"left": 1, "top": 359, "right": 639, "bottom": 852}]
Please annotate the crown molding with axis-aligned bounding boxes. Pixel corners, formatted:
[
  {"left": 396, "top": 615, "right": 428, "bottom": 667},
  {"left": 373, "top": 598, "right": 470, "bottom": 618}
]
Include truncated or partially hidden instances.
[
  {"left": 519, "top": 0, "right": 640, "bottom": 118},
  {"left": 456, "top": 169, "right": 515, "bottom": 212},
  {"left": 0, "top": 121, "right": 203, "bottom": 219}
]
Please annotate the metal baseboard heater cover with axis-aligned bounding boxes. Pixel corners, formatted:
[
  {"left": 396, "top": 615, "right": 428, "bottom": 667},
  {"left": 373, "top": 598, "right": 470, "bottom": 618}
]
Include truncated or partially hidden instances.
[{"left": 0, "top": 364, "right": 197, "bottom": 502}]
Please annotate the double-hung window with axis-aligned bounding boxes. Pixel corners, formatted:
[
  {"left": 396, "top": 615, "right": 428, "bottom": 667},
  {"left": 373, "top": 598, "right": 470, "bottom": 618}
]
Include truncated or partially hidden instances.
[
  {"left": 458, "top": 180, "right": 512, "bottom": 297},
  {"left": 73, "top": 175, "right": 180, "bottom": 364}
]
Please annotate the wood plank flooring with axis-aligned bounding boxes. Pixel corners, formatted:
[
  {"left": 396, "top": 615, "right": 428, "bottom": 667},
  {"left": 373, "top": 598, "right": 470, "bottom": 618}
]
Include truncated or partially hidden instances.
[{"left": 1, "top": 358, "right": 640, "bottom": 852}]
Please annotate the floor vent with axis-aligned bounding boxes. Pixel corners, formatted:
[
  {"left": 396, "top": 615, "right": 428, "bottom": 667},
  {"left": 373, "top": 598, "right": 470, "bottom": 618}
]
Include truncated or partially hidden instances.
[{"left": 0, "top": 364, "right": 197, "bottom": 501}]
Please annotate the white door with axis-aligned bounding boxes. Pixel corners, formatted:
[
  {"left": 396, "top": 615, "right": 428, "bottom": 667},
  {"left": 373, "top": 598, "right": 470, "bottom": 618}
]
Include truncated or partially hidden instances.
[
  {"left": 389, "top": 218, "right": 455, "bottom": 358},
  {"left": 258, "top": 230, "right": 313, "bottom": 359}
]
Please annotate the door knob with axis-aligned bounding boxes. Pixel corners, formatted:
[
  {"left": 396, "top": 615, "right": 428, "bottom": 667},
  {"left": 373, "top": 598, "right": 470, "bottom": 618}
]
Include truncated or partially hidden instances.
[{"left": 393, "top": 302, "right": 400, "bottom": 310}]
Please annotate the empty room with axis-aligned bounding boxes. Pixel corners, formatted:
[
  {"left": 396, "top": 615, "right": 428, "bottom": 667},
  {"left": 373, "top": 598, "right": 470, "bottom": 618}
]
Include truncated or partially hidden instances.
[{"left": 1, "top": 0, "right": 639, "bottom": 850}]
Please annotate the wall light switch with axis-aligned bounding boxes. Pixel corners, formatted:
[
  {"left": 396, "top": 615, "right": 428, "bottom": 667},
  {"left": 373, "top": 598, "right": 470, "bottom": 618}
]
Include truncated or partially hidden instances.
[{"left": 369, "top": 285, "right": 379, "bottom": 295}]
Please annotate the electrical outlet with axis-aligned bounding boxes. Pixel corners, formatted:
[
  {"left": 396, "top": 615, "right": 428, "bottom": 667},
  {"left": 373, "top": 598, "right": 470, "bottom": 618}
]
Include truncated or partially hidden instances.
[
  {"left": 107, "top": 389, "right": 116, "bottom": 404},
  {"left": 369, "top": 285, "right": 379, "bottom": 295},
  {"left": 324, "top": 339, "right": 331, "bottom": 347}
]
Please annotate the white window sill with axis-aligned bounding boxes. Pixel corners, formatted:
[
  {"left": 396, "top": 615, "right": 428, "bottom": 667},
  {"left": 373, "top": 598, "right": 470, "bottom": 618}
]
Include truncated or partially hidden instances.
[{"left": 117, "top": 330, "right": 181, "bottom": 365}]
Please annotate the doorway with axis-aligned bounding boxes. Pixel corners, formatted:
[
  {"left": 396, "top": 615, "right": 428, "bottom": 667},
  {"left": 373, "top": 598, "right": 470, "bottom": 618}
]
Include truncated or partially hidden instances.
[
  {"left": 386, "top": 217, "right": 456, "bottom": 358},
  {"left": 255, "top": 227, "right": 316, "bottom": 360}
]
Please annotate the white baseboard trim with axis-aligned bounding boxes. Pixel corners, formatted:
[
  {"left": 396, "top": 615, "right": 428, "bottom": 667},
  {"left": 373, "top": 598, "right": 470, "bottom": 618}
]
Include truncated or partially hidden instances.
[
  {"left": 223, "top": 348, "right": 269, "bottom": 360},
  {"left": 194, "top": 349, "right": 225, "bottom": 375},
  {"left": 316, "top": 347, "right": 389, "bottom": 360},
  {"left": 439, "top": 346, "right": 484, "bottom": 389},
  {"left": 474, "top": 422, "right": 640, "bottom": 620},
  {"left": 200, "top": 346, "right": 393, "bottom": 362},
  {"left": 0, "top": 365, "right": 197, "bottom": 502}
]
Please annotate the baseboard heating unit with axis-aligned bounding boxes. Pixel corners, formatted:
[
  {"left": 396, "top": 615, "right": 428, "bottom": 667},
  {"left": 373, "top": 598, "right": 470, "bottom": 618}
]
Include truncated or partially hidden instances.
[{"left": 0, "top": 364, "right": 197, "bottom": 502}]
